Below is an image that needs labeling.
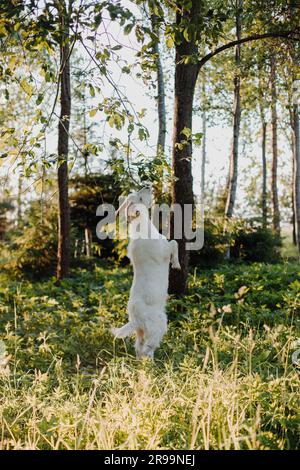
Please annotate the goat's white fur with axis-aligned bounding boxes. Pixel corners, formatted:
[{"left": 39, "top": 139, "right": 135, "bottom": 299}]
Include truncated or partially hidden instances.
[{"left": 112, "top": 188, "right": 180, "bottom": 359}]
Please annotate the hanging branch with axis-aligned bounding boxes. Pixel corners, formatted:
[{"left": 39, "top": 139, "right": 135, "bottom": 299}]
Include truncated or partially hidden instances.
[{"left": 197, "top": 30, "right": 300, "bottom": 70}]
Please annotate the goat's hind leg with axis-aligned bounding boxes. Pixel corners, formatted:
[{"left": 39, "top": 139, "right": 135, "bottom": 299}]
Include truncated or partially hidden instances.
[
  {"left": 135, "top": 329, "right": 144, "bottom": 359},
  {"left": 140, "top": 324, "right": 165, "bottom": 360},
  {"left": 141, "top": 344, "right": 155, "bottom": 359}
]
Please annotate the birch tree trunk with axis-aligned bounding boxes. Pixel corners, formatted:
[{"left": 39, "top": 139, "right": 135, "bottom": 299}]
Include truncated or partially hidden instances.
[
  {"left": 225, "top": 0, "right": 242, "bottom": 218},
  {"left": 270, "top": 52, "right": 280, "bottom": 237},
  {"left": 57, "top": 3, "right": 71, "bottom": 280}
]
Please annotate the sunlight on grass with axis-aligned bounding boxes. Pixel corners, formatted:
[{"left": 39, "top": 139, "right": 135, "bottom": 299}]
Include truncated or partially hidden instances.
[{"left": 0, "top": 263, "right": 299, "bottom": 449}]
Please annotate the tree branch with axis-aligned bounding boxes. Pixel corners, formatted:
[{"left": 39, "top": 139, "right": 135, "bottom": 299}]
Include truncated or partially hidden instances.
[{"left": 198, "top": 31, "right": 300, "bottom": 70}]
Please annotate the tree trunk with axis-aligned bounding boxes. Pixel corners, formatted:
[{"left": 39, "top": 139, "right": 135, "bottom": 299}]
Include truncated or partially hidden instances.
[
  {"left": 151, "top": 14, "right": 166, "bottom": 198},
  {"left": 17, "top": 174, "right": 22, "bottom": 227},
  {"left": 270, "top": 52, "right": 280, "bottom": 236},
  {"left": 169, "top": 5, "right": 200, "bottom": 296},
  {"left": 57, "top": 6, "right": 71, "bottom": 280},
  {"left": 292, "top": 101, "right": 300, "bottom": 254},
  {"left": 258, "top": 74, "right": 267, "bottom": 228},
  {"left": 85, "top": 227, "right": 92, "bottom": 258},
  {"left": 261, "top": 117, "right": 268, "bottom": 228},
  {"left": 83, "top": 90, "right": 88, "bottom": 179},
  {"left": 291, "top": 128, "right": 297, "bottom": 245},
  {"left": 201, "top": 73, "right": 206, "bottom": 203},
  {"left": 261, "top": 121, "right": 267, "bottom": 228},
  {"left": 225, "top": 0, "right": 242, "bottom": 219},
  {"left": 288, "top": 0, "right": 300, "bottom": 252}
]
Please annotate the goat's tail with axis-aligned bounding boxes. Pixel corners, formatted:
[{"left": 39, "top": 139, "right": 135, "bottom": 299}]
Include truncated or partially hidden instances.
[{"left": 111, "top": 322, "right": 136, "bottom": 339}]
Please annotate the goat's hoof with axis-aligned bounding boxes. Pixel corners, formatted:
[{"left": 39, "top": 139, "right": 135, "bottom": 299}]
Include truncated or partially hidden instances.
[{"left": 172, "top": 263, "right": 181, "bottom": 270}]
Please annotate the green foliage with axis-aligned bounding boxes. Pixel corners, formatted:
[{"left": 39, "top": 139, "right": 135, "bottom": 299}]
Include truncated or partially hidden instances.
[
  {"left": 232, "top": 225, "right": 282, "bottom": 262},
  {"left": 0, "top": 199, "right": 14, "bottom": 240},
  {"left": 0, "top": 262, "right": 299, "bottom": 449},
  {"left": 190, "top": 218, "right": 226, "bottom": 267},
  {"left": 70, "top": 172, "right": 122, "bottom": 260},
  {"left": 6, "top": 208, "right": 58, "bottom": 278},
  {"left": 190, "top": 218, "right": 282, "bottom": 267},
  {"left": 70, "top": 173, "right": 121, "bottom": 229}
]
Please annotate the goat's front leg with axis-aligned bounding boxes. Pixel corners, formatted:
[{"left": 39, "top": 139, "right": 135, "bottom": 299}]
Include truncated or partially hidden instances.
[{"left": 169, "top": 240, "right": 181, "bottom": 270}]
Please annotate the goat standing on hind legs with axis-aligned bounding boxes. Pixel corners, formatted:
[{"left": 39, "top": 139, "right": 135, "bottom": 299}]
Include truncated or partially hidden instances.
[{"left": 111, "top": 188, "right": 181, "bottom": 359}]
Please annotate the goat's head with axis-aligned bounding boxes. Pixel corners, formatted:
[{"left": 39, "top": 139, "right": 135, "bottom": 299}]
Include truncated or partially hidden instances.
[{"left": 115, "top": 187, "right": 152, "bottom": 221}]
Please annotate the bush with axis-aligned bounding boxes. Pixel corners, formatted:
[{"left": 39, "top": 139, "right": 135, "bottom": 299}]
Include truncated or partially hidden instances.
[
  {"left": 190, "top": 218, "right": 226, "bottom": 267},
  {"left": 7, "top": 215, "right": 58, "bottom": 278},
  {"left": 190, "top": 218, "right": 282, "bottom": 267},
  {"left": 231, "top": 224, "right": 281, "bottom": 263}
]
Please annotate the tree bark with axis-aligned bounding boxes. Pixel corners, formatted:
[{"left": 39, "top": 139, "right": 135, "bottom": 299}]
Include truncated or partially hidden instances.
[
  {"left": 289, "top": 101, "right": 297, "bottom": 245},
  {"left": 270, "top": 52, "right": 280, "bottom": 236},
  {"left": 291, "top": 130, "right": 297, "bottom": 245},
  {"left": 151, "top": 14, "right": 166, "bottom": 198},
  {"left": 169, "top": 4, "right": 200, "bottom": 296},
  {"left": 201, "top": 73, "right": 206, "bottom": 203},
  {"left": 258, "top": 81, "right": 268, "bottom": 229},
  {"left": 57, "top": 5, "right": 71, "bottom": 280},
  {"left": 17, "top": 174, "right": 22, "bottom": 227},
  {"left": 261, "top": 121, "right": 267, "bottom": 228},
  {"left": 288, "top": 1, "right": 300, "bottom": 253},
  {"left": 85, "top": 227, "right": 92, "bottom": 258},
  {"left": 292, "top": 101, "right": 300, "bottom": 254},
  {"left": 225, "top": 0, "right": 242, "bottom": 219}
]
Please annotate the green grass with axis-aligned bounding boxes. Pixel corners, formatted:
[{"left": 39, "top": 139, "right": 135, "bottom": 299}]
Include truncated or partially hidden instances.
[
  {"left": 281, "top": 226, "right": 299, "bottom": 260},
  {"left": 0, "top": 262, "right": 299, "bottom": 449}
]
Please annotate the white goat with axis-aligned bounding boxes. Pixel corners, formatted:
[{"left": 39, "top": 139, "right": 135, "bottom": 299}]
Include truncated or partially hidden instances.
[{"left": 111, "top": 188, "right": 181, "bottom": 359}]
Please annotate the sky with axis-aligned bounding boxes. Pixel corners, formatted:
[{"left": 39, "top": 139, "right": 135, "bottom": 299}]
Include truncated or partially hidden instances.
[
  {"left": 89, "top": 3, "right": 292, "bottom": 219},
  {"left": 0, "top": 0, "right": 294, "bottom": 225}
]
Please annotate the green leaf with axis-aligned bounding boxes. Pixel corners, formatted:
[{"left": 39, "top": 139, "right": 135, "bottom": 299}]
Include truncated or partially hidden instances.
[
  {"left": 89, "top": 84, "right": 95, "bottom": 97},
  {"left": 166, "top": 36, "right": 174, "bottom": 48},
  {"left": 21, "top": 79, "right": 33, "bottom": 96},
  {"left": 183, "top": 28, "right": 191, "bottom": 42},
  {"left": 89, "top": 108, "right": 98, "bottom": 117},
  {"left": 36, "top": 93, "right": 44, "bottom": 105},
  {"left": 94, "top": 12, "right": 102, "bottom": 28},
  {"left": 45, "top": 71, "right": 51, "bottom": 82},
  {"left": 181, "top": 127, "right": 191, "bottom": 138},
  {"left": 108, "top": 116, "right": 115, "bottom": 128},
  {"left": 124, "top": 23, "right": 133, "bottom": 35},
  {"left": 138, "top": 127, "right": 148, "bottom": 141}
]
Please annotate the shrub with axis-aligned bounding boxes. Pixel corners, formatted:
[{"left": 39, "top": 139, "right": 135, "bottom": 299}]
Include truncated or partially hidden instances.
[
  {"left": 231, "top": 224, "right": 281, "bottom": 263},
  {"left": 7, "top": 214, "right": 58, "bottom": 278},
  {"left": 190, "top": 218, "right": 282, "bottom": 267},
  {"left": 190, "top": 218, "right": 226, "bottom": 267}
]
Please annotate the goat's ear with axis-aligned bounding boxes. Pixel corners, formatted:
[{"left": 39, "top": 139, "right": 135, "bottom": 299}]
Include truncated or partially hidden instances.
[{"left": 138, "top": 187, "right": 152, "bottom": 208}]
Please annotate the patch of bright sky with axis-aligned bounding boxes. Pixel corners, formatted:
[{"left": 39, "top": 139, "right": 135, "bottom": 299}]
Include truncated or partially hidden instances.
[
  {"left": 93, "top": 0, "right": 292, "bottom": 220},
  {"left": 0, "top": 0, "right": 293, "bottom": 224}
]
